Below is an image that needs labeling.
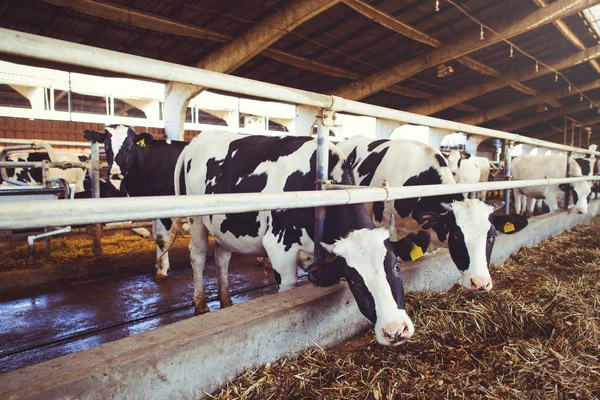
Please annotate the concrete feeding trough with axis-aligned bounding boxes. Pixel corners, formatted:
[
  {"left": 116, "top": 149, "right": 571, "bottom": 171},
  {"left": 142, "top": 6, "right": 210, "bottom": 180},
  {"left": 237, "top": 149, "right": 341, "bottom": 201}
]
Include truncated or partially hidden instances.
[{"left": 1, "top": 200, "right": 599, "bottom": 399}]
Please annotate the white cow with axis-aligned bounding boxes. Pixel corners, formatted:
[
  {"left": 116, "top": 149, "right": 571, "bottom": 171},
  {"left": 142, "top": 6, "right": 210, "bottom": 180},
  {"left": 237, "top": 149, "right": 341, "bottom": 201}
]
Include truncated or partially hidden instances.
[
  {"left": 446, "top": 150, "right": 490, "bottom": 200},
  {"left": 512, "top": 154, "right": 592, "bottom": 216}
]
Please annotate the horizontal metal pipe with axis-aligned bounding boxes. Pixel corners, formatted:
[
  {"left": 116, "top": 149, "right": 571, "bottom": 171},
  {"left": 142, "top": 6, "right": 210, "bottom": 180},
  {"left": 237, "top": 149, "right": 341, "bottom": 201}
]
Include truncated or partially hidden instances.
[
  {"left": 0, "top": 138, "right": 92, "bottom": 147},
  {"left": 0, "top": 161, "right": 88, "bottom": 169},
  {"left": 1, "top": 177, "right": 598, "bottom": 230},
  {"left": 1, "top": 28, "right": 599, "bottom": 157}
]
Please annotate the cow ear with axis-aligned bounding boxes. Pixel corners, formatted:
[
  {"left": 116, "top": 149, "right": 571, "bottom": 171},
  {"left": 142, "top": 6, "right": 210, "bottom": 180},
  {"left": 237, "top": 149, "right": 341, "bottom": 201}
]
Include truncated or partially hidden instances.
[
  {"left": 306, "top": 260, "right": 344, "bottom": 287},
  {"left": 559, "top": 183, "right": 573, "bottom": 192},
  {"left": 464, "top": 153, "right": 472, "bottom": 159},
  {"left": 440, "top": 202, "right": 454, "bottom": 212},
  {"left": 320, "top": 242, "right": 337, "bottom": 255},
  {"left": 415, "top": 211, "right": 440, "bottom": 230},
  {"left": 490, "top": 213, "right": 528, "bottom": 234},
  {"left": 84, "top": 130, "right": 106, "bottom": 143},
  {"left": 135, "top": 132, "right": 154, "bottom": 147},
  {"left": 390, "top": 230, "right": 431, "bottom": 261},
  {"left": 490, "top": 201, "right": 505, "bottom": 212}
]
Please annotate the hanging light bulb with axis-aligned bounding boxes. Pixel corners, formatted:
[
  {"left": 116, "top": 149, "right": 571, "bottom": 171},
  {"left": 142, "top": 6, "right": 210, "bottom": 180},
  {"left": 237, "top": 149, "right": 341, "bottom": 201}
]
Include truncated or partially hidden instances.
[
  {"left": 581, "top": 94, "right": 584, "bottom": 102},
  {"left": 480, "top": 25, "right": 484, "bottom": 40},
  {"left": 555, "top": 72, "right": 558, "bottom": 82},
  {"left": 591, "top": 102, "right": 594, "bottom": 109},
  {"left": 569, "top": 84, "right": 572, "bottom": 92},
  {"left": 435, "top": 0, "right": 440, "bottom": 11},
  {"left": 535, "top": 61, "right": 539, "bottom": 72},
  {"left": 510, "top": 45, "right": 514, "bottom": 58}
]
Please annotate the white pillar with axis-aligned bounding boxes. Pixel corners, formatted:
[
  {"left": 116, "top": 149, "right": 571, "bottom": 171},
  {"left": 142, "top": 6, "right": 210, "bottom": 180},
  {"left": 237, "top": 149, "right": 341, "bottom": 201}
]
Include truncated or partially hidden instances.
[
  {"left": 374, "top": 118, "right": 401, "bottom": 139},
  {"left": 10, "top": 85, "right": 46, "bottom": 110},
  {"left": 295, "top": 105, "right": 320, "bottom": 137},
  {"left": 203, "top": 109, "right": 240, "bottom": 132},
  {"left": 428, "top": 127, "right": 453, "bottom": 149},
  {"left": 164, "top": 83, "right": 203, "bottom": 140},
  {"left": 464, "top": 135, "right": 486, "bottom": 155},
  {"left": 122, "top": 98, "right": 161, "bottom": 121}
]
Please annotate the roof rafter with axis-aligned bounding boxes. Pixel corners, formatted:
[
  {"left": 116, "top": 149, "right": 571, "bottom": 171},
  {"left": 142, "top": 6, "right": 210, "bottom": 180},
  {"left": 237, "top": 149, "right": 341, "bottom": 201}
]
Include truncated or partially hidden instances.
[
  {"left": 195, "top": 0, "right": 343, "bottom": 73},
  {"left": 343, "top": 0, "right": 550, "bottom": 100},
  {"left": 496, "top": 101, "right": 599, "bottom": 132},
  {"left": 457, "top": 78, "right": 600, "bottom": 126},
  {"left": 331, "top": 0, "right": 600, "bottom": 101},
  {"left": 533, "top": 0, "right": 600, "bottom": 74},
  {"left": 409, "top": 45, "right": 600, "bottom": 116}
]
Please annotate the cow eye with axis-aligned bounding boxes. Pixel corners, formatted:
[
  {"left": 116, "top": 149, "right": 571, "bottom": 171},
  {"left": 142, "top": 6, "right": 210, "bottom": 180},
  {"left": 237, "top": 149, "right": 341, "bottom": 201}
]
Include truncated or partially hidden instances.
[{"left": 394, "top": 262, "right": 400, "bottom": 272}]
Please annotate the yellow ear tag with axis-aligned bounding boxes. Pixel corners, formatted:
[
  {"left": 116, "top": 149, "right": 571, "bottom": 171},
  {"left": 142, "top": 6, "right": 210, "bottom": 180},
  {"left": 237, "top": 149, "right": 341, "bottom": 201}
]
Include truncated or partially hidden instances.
[
  {"left": 503, "top": 222, "right": 515, "bottom": 233},
  {"left": 136, "top": 138, "right": 146, "bottom": 147},
  {"left": 409, "top": 243, "right": 424, "bottom": 261}
]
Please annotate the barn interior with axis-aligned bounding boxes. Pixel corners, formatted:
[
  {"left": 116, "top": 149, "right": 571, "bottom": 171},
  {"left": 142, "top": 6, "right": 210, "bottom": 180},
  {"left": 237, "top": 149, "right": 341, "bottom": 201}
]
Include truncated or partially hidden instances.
[{"left": 1, "top": 0, "right": 600, "bottom": 398}]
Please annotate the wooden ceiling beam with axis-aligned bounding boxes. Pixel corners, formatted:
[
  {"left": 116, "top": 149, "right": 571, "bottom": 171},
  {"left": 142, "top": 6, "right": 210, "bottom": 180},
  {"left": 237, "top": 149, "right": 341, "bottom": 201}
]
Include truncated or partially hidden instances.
[
  {"left": 496, "top": 101, "right": 598, "bottom": 132},
  {"left": 345, "top": 0, "right": 545, "bottom": 101},
  {"left": 535, "top": 116, "right": 600, "bottom": 139},
  {"left": 533, "top": 0, "right": 600, "bottom": 74},
  {"left": 458, "top": 78, "right": 600, "bottom": 126},
  {"left": 331, "top": 0, "right": 600, "bottom": 101},
  {"left": 195, "top": 0, "right": 343, "bottom": 73},
  {"left": 409, "top": 44, "right": 600, "bottom": 116}
]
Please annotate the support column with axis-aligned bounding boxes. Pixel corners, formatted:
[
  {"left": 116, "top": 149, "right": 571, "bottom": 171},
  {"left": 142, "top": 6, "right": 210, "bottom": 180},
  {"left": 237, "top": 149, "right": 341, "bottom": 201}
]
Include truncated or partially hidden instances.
[
  {"left": 9, "top": 85, "right": 46, "bottom": 110},
  {"left": 295, "top": 105, "right": 320, "bottom": 137},
  {"left": 164, "top": 83, "right": 203, "bottom": 140},
  {"left": 375, "top": 118, "right": 401, "bottom": 139},
  {"left": 503, "top": 141, "right": 513, "bottom": 215}
]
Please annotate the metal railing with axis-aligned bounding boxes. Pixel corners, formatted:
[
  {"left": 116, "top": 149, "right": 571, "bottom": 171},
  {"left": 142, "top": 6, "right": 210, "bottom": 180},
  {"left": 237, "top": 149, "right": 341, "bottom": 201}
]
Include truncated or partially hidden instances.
[
  {"left": 1, "top": 177, "right": 598, "bottom": 231},
  {"left": 0, "top": 28, "right": 598, "bottom": 233}
]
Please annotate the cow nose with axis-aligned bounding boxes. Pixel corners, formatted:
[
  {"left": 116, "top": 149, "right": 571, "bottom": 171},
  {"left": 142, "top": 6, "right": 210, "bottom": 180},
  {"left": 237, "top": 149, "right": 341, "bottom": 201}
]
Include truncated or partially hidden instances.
[
  {"left": 470, "top": 277, "right": 492, "bottom": 292},
  {"left": 110, "top": 173, "right": 123, "bottom": 180},
  {"left": 381, "top": 321, "right": 414, "bottom": 345},
  {"left": 575, "top": 208, "right": 586, "bottom": 214}
]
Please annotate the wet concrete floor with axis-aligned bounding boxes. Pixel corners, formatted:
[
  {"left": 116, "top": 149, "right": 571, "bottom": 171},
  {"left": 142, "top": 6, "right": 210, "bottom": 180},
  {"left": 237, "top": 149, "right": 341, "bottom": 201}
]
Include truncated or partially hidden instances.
[{"left": 0, "top": 255, "right": 304, "bottom": 374}]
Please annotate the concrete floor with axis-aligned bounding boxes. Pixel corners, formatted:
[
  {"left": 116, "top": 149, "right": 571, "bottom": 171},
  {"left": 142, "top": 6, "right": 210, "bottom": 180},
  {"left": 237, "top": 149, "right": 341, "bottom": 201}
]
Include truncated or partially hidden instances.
[{"left": 0, "top": 255, "right": 283, "bottom": 374}]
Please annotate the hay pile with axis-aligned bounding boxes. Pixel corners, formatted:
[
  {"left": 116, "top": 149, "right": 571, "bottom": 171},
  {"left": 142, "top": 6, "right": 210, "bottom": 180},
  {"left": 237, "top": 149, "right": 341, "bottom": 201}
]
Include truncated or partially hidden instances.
[
  {"left": 0, "top": 233, "right": 191, "bottom": 270},
  {"left": 208, "top": 219, "right": 600, "bottom": 399}
]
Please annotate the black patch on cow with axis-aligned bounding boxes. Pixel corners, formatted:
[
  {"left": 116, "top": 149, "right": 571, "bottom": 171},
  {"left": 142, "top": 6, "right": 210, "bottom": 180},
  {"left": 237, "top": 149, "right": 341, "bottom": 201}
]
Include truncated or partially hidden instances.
[
  {"left": 161, "top": 218, "right": 173, "bottom": 231},
  {"left": 273, "top": 269, "right": 282, "bottom": 287},
  {"left": 464, "top": 153, "right": 472, "bottom": 159},
  {"left": 485, "top": 224, "right": 496, "bottom": 266},
  {"left": 391, "top": 230, "right": 430, "bottom": 261},
  {"left": 373, "top": 201, "right": 385, "bottom": 222},
  {"left": 435, "top": 154, "right": 447, "bottom": 167},
  {"left": 186, "top": 159, "right": 192, "bottom": 173},
  {"left": 393, "top": 166, "right": 463, "bottom": 219},
  {"left": 575, "top": 158, "right": 591, "bottom": 176},
  {"left": 367, "top": 139, "right": 389, "bottom": 152},
  {"left": 345, "top": 147, "right": 358, "bottom": 170},
  {"left": 358, "top": 147, "right": 389, "bottom": 186},
  {"left": 457, "top": 158, "right": 462, "bottom": 169},
  {"left": 189, "top": 217, "right": 194, "bottom": 224},
  {"left": 345, "top": 264, "right": 377, "bottom": 324},
  {"left": 444, "top": 213, "right": 470, "bottom": 271}
]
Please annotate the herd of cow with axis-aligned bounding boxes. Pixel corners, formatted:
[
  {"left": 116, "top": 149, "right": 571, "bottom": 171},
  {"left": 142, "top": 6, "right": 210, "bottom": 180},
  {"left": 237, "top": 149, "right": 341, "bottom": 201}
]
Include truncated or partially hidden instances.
[{"left": 2, "top": 124, "right": 598, "bottom": 345}]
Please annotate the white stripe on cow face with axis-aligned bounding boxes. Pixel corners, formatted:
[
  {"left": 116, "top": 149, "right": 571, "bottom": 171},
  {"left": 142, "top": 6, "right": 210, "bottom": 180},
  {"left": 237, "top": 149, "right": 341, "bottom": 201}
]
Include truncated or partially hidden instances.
[
  {"left": 104, "top": 125, "right": 130, "bottom": 178},
  {"left": 323, "top": 227, "right": 415, "bottom": 346},
  {"left": 449, "top": 199, "right": 495, "bottom": 291}
]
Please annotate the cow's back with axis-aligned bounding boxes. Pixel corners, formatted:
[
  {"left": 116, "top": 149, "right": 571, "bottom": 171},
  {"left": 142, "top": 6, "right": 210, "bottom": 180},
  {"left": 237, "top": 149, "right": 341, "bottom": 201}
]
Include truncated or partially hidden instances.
[
  {"left": 338, "top": 136, "right": 454, "bottom": 187},
  {"left": 513, "top": 155, "right": 583, "bottom": 179},
  {"left": 124, "top": 140, "right": 188, "bottom": 197}
]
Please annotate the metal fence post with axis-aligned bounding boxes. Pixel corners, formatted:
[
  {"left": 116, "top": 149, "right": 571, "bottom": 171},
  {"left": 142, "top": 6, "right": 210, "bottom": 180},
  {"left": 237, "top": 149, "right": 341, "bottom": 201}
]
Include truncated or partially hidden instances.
[
  {"left": 90, "top": 141, "right": 103, "bottom": 256},
  {"left": 564, "top": 151, "right": 572, "bottom": 210},
  {"left": 314, "top": 112, "right": 330, "bottom": 264},
  {"left": 503, "top": 140, "right": 513, "bottom": 215}
]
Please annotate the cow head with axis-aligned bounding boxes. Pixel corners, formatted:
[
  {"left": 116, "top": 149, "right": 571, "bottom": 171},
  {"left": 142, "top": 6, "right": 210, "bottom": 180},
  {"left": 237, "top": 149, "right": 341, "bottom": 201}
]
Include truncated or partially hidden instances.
[
  {"left": 83, "top": 124, "right": 153, "bottom": 191},
  {"left": 417, "top": 199, "right": 525, "bottom": 292},
  {"left": 559, "top": 181, "right": 592, "bottom": 214},
  {"left": 446, "top": 150, "right": 461, "bottom": 176},
  {"left": 307, "top": 216, "right": 414, "bottom": 346}
]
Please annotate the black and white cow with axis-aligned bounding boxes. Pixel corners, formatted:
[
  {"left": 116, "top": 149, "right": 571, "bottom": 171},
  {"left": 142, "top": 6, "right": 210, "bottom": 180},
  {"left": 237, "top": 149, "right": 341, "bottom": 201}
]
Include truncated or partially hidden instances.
[
  {"left": 83, "top": 124, "right": 188, "bottom": 279},
  {"left": 512, "top": 154, "right": 592, "bottom": 216},
  {"left": 175, "top": 131, "right": 415, "bottom": 346},
  {"left": 1, "top": 151, "right": 87, "bottom": 194},
  {"left": 336, "top": 136, "right": 525, "bottom": 292},
  {"left": 446, "top": 150, "right": 491, "bottom": 200},
  {"left": 575, "top": 144, "right": 600, "bottom": 198}
]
